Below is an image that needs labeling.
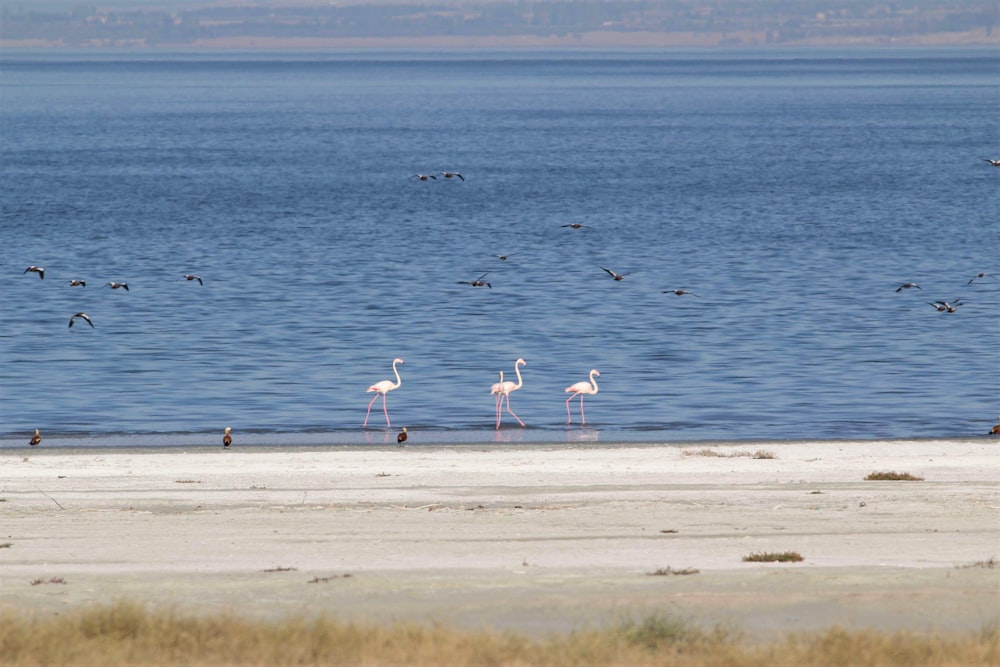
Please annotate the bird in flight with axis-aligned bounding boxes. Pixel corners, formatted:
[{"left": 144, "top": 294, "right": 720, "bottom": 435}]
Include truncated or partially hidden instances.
[
  {"left": 440, "top": 171, "right": 464, "bottom": 181},
  {"left": 967, "top": 273, "right": 996, "bottom": 284},
  {"left": 69, "top": 279, "right": 86, "bottom": 287},
  {"left": 928, "top": 300, "right": 963, "bottom": 313},
  {"left": 600, "top": 267, "right": 630, "bottom": 282},
  {"left": 410, "top": 173, "right": 436, "bottom": 181},
  {"left": 983, "top": 159, "right": 1000, "bottom": 167},
  {"left": 69, "top": 312, "right": 94, "bottom": 328},
  {"left": 664, "top": 289, "right": 699, "bottom": 297},
  {"left": 105, "top": 282, "right": 129, "bottom": 291},
  {"left": 184, "top": 274, "right": 203, "bottom": 285},
  {"left": 495, "top": 253, "right": 517, "bottom": 262},
  {"left": 458, "top": 273, "right": 492, "bottom": 288},
  {"left": 895, "top": 282, "right": 921, "bottom": 292},
  {"left": 24, "top": 266, "right": 44, "bottom": 279},
  {"left": 561, "top": 223, "right": 589, "bottom": 229}
]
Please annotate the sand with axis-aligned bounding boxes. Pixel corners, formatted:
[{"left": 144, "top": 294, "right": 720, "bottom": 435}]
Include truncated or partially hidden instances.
[{"left": 1, "top": 439, "right": 998, "bottom": 637}]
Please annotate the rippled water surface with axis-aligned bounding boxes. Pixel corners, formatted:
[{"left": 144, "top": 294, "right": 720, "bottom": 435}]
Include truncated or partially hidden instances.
[{"left": 1, "top": 50, "right": 998, "bottom": 447}]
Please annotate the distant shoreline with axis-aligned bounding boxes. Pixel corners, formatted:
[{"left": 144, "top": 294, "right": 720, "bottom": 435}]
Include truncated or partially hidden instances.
[{"left": 3, "top": 28, "right": 997, "bottom": 50}]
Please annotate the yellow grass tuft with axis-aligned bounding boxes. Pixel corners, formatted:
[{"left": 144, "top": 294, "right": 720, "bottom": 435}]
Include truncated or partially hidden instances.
[
  {"left": 865, "top": 471, "right": 925, "bottom": 481},
  {"left": 0, "top": 602, "right": 996, "bottom": 667}
]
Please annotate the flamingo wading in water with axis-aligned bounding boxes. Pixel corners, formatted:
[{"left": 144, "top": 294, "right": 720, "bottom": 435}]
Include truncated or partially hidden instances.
[
  {"left": 565, "top": 369, "right": 600, "bottom": 425},
  {"left": 499, "top": 358, "right": 527, "bottom": 429},
  {"left": 364, "top": 358, "right": 404, "bottom": 428},
  {"left": 490, "top": 371, "right": 505, "bottom": 429}
]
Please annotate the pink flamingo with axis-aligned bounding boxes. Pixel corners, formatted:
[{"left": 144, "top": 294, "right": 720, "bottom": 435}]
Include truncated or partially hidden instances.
[
  {"left": 499, "top": 358, "right": 527, "bottom": 428},
  {"left": 565, "top": 369, "right": 600, "bottom": 425},
  {"left": 490, "top": 371, "right": 505, "bottom": 428},
  {"left": 363, "top": 358, "right": 404, "bottom": 428}
]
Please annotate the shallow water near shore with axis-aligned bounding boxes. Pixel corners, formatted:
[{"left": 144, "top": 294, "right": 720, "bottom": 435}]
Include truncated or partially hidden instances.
[{"left": 2, "top": 49, "right": 998, "bottom": 444}]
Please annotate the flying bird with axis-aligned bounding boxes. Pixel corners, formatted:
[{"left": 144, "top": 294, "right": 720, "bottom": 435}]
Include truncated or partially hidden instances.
[
  {"left": 983, "top": 159, "right": 1000, "bottom": 167},
  {"left": 184, "top": 274, "right": 203, "bottom": 286},
  {"left": 495, "top": 253, "right": 517, "bottom": 262},
  {"left": 600, "top": 267, "right": 630, "bottom": 282},
  {"left": 967, "top": 273, "right": 996, "bottom": 284},
  {"left": 664, "top": 289, "right": 700, "bottom": 297},
  {"left": 410, "top": 173, "right": 436, "bottom": 181},
  {"left": 561, "top": 223, "right": 589, "bottom": 229},
  {"left": 458, "top": 273, "right": 492, "bottom": 288},
  {"left": 223, "top": 427, "right": 232, "bottom": 448},
  {"left": 928, "top": 300, "right": 963, "bottom": 313},
  {"left": 29, "top": 429, "right": 40, "bottom": 447},
  {"left": 565, "top": 369, "right": 600, "bottom": 425},
  {"left": 105, "top": 282, "right": 129, "bottom": 291},
  {"left": 24, "top": 266, "right": 44, "bottom": 279},
  {"left": 397, "top": 427, "right": 408, "bottom": 444},
  {"left": 498, "top": 358, "right": 527, "bottom": 429},
  {"left": 69, "top": 279, "right": 86, "bottom": 287},
  {"left": 68, "top": 312, "right": 94, "bottom": 328},
  {"left": 440, "top": 171, "right": 464, "bottom": 181},
  {"left": 364, "top": 358, "right": 404, "bottom": 428},
  {"left": 895, "top": 283, "right": 921, "bottom": 292}
]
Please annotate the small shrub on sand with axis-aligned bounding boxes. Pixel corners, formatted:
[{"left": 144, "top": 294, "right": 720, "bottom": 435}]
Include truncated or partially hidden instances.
[
  {"left": 646, "top": 566, "right": 700, "bottom": 576},
  {"left": 956, "top": 557, "right": 997, "bottom": 569},
  {"left": 865, "top": 471, "right": 924, "bottom": 481},
  {"left": 743, "top": 551, "right": 804, "bottom": 563},
  {"left": 683, "top": 448, "right": 776, "bottom": 459}
]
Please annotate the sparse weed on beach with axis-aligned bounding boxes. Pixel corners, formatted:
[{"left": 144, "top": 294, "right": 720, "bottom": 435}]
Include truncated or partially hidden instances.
[
  {"left": 683, "top": 448, "right": 776, "bottom": 459},
  {"left": 743, "top": 551, "right": 804, "bottom": 563},
  {"left": 0, "top": 603, "right": 996, "bottom": 667},
  {"left": 865, "top": 471, "right": 925, "bottom": 481},
  {"left": 646, "top": 567, "right": 699, "bottom": 576}
]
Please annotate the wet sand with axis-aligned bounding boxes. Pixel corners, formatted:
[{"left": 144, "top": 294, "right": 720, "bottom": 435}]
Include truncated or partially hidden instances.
[{"left": 1, "top": 440, "right": 997, "bottom": 637}]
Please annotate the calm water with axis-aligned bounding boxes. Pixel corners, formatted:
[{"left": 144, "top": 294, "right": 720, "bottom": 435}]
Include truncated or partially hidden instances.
[{"left": 1, "top": 49, "right": 998, "bottom": 447}]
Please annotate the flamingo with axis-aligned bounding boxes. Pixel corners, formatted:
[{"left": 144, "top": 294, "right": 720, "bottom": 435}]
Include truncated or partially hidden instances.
[
  {"left": 967, "top": 273, "right": 997, "bottom": 284},
  {"left": 565, "top": 369, "right": 600, "bottom": 425},
  {"left": 223, "top": 427, "right": 232, "bottom": 448},
  {"left": 490, "top": 371, "right": 505, "bottom": 429},
  {"left": 364, "top": 358, "right": 404, "bottom": 428},
  {"left": 983, "top": 159, "right": 1000, "bottom": 167},
  {"left": 440, "top": 171, "right": 464, "bottom": 181},
  {"left": 410, "top": 174, "right": 436, "bottom": 181},
  {"left": 458, "top": 273, "right": 491, "bottom": 288},
  {"left": 664, "top": 289, "right": 700, "bottom": 297},
  {"left": 499, "top": 358, "right": 527, "bottom": 429}
]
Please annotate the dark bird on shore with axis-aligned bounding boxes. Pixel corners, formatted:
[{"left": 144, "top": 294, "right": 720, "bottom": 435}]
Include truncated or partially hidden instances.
[
  {"left": 397, "top": 427, "right": 408, "bottom": 444},
  {"left": 600, "top": 267, "right": 630, "bottom": 282},
  {"left": 984, "top": 159, "right": 1000, "bottom": 167},
  {"left": 967, "top": 273, "right": 997, "bottom": 284},
  {"left": 223, "top": 427, "right": 232, "bottom": 448},
  {"left": 105, "top": 282, "right": 129, "bottom": 291},
  {"left": 928, "top": 300, "right": 962, "bottom": 313},
  {"left": 458, "top": 273, "right": 492, "bottom": 288},
  {"left": 663, "top": 289, "right": 700, "bottom": 297},
  {"left": 29, "top": 429, "right": 40, "bottom": 447},
  {"left": 24, "top": 266, "right": 44, "bottom": 279},
  {"left": 990, "top": 418, "right": 1000, "bottom": 436},
  {"left": 561, "top": 223, "right": 589, "bottom": 229},
  {"left": 895, "top": 282, "right": 921, "bottom": 292},
  {"left": 440, "top": 171, "right": 464, "bottom": 181},
  {"left": 69, "top": 312, "right": 94, "bottom": 328},
  {"left": 410, "top": 173, "right": 436, "bottom": 181},
  {"left": 184, "top": 274, "right": 203, "bottom": 286},
  {"left": 69, "top": 279, "right": 86, "bottom": 287}
]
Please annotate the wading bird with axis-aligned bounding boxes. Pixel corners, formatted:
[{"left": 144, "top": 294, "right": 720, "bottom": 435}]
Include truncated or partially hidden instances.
[
  {"left": 69, "top": 312, "right": 94, "bottom": 328},
  {"left": 490, "top": 371, "right": 505, "bottom": 429},
  {"left": 458, "top": 273, "right": 491, "bottom": 288},
  {"left": 364, "top": 358, "right": 404, "bottom": 428},
  {"left": 498, "top": 358, "right": 527, "bottom": 429},
  {"left": 397, "top": 427, "right": 408, "bottom": 444},
  {"left": 223, "top": 427, "right": 232, "bottom": 448},
  {"left": 990, "top": 418, "right": 1000, "bottom": 436},
  {"left": 29, "top": 429, "right": 40, "bottom": 447},
  {"left": 24, "top": 266, "right": 44, "bottom": 280},
  {"left": 565, "top": 369, "right": 600, "bottom": 425},
  {"left": 184, "top": 274, "right": 203, "bottom": 286}
]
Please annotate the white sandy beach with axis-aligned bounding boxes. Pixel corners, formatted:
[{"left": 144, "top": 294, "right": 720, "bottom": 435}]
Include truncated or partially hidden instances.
[{"left": 1, "top": 440, "right": 998, "bottom": 637}]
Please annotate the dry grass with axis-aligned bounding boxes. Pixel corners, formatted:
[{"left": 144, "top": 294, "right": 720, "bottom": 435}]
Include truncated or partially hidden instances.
[
  {"left": 683, "top": 448, "right": 776, "bottom": 459},
  {"left": 956, "top": 557, "right": 998, "bottom": 570},
  {"left": 0, "top": 603, "right": 995, "bottom": 667},
  {"left": 743, "top": 551, "right": 805, "bottom": 563},
  {"left": 646, "top": 566, "right": 700, "bottom": 576},
  {"left": 865, "top": 471, "right": 925, "bottom": 481}
]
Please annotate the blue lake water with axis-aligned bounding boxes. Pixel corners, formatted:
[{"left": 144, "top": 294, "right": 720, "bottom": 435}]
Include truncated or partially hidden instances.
[{"left": 1, "top": 49, "right": 998, "bottom": 447}]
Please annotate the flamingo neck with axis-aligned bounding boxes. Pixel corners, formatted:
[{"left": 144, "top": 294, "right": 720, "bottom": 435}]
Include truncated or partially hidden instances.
[
  {"left": 589, "top": 370, "right": 599, "bottom": 393},
  {"left": 392, "top": 360, "right": 402, "bottom": 388}
]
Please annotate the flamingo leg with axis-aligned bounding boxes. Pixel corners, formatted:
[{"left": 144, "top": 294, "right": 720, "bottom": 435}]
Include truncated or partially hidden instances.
[
  {"left": 495, "top": 394, "right": 502, "bottom": 429},
  {"left": 363, "top": 393, "right": 381, "bottom": 428},
  {"left": 565, "top": 394, "right": 578, "bottom": 424},
  {"left": 578, "top": 395, "right": 586, "bottom": 425},
  {"left": 381, "top": 394, "right": 391, "bottom": 428},
  {"left": 505, "top": 396, "right": 525, "bottom": 427}
]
